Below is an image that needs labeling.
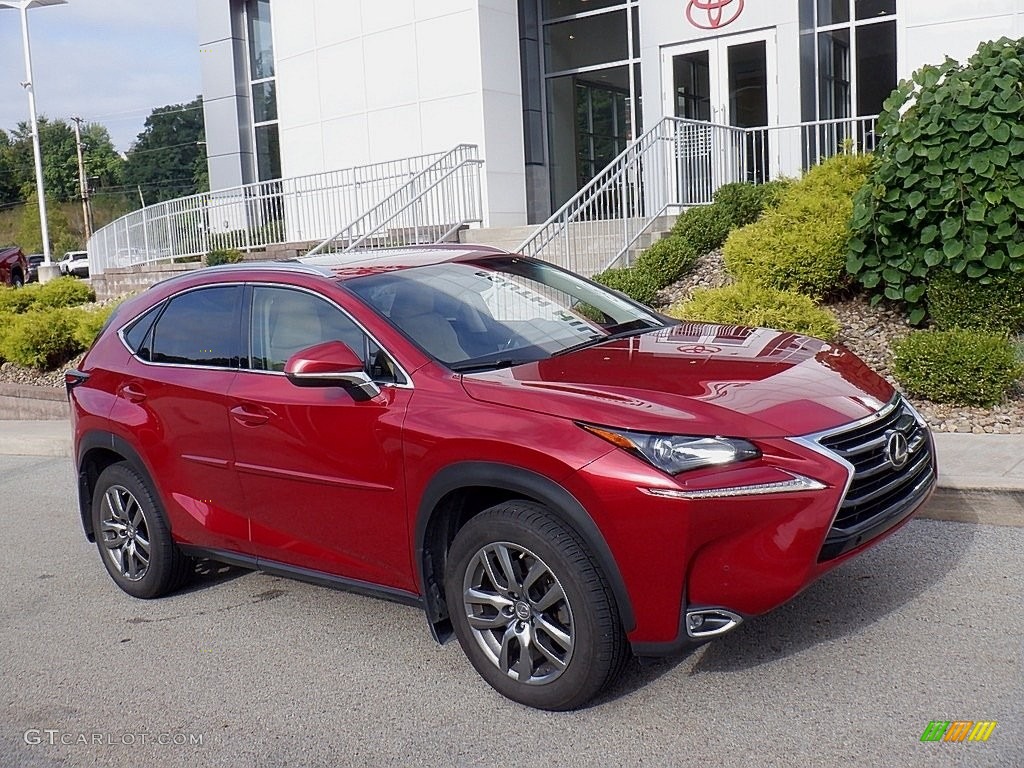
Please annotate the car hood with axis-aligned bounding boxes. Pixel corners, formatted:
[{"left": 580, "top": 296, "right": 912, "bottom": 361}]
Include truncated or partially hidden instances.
[{"left": 460, "top": 324, "right": 895, "bottom": 439}]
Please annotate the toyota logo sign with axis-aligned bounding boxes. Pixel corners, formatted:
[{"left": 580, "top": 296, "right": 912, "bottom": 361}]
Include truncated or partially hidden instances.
[{"left": 686, "top": 0, "right": 745, "bottom": 30}]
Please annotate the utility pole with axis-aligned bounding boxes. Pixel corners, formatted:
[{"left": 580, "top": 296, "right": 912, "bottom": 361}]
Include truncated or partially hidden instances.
[{"left": 71, "top": 115, "right": 92, "bottom": 239}]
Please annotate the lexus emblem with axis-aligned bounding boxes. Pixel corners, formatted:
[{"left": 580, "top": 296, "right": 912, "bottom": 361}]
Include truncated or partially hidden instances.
[
  {"left": 686, "top": 0, "right": 745, "bottom": 30},
  {"left": 885, "top": 431, "right": 910, "bottom": 470}
]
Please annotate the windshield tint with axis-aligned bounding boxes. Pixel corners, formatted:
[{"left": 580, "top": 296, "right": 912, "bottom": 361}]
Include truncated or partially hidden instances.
[{"left": 346, "top": 257, "right": 665, "bottom": 369}]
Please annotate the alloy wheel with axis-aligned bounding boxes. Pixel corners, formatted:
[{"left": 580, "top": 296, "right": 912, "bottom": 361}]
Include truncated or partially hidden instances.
[
  {"left": 461, "top": 542, "right": 574, "bottom": 685},
  {"left": 99, "top": 484, "right": 152, "bottom": 582}
]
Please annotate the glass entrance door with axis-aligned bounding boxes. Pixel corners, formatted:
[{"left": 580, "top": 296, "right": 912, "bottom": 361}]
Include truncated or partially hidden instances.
[{"left": 663, "top": 31, "right": 777, "bottom": 190}]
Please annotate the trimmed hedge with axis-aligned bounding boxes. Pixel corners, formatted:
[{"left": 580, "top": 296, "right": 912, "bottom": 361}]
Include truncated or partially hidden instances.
[
  {"left": 713, "top": 180, "right": 790, "bottom": 229},
  {"left": 0, "top": 277, "right": 95, "bottom": 314},
  {"left": 927, "top": 270, "right": 1024, "bottom": 333},
  {"left": 71, "top": 305, "right": 117, "bottom": 350},
  {"left": 206, "top": 248, "right": 244, "bottom": 267},
  {"left": 669, "top": 205, "right": 732, "bottom": 256},
  {"left": 667, "top": 281, "right": 841, "bottom": 340},
  {"left": 724, "top": 154, "right": 872, "bottom": 298},
  {"left": 0, "top": 309, "right": 81, "bottom": 370},
  {"left": 893, "top": 328, "right": 1023, "bottom": 406},
  {"left": 593, "top": 266, "right": 663, "bottom": 306}
]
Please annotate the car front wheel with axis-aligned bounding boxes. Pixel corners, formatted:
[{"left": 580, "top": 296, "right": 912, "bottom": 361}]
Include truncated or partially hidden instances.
[
  {"left": 445, "top": 501, "right": 628, "bottom": 710},
  {"left": 91, "top": 462, "right": 191, "bottom": 598}
]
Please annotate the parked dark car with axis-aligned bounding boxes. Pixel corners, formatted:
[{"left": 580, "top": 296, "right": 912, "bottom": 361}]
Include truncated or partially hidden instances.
[
  {"left": 26, "top": 253, "right": 45, "bottom": 283},
  {"left": 67, "top": 246, "right": 937, "bottom": 710},
  {"left": 0, "top": 246, "right": 28, "bottom": 288}
]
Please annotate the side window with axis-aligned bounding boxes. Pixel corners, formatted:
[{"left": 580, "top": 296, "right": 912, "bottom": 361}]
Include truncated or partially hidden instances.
[
  {"left": 122, "top": 304, "right": 162, "bottom": 360},
  {"left": 150, "top": 286, "right": 243, "bottom": 367},
  {"left": 249, "top": 287, "right": 403, "bottom": 384}
]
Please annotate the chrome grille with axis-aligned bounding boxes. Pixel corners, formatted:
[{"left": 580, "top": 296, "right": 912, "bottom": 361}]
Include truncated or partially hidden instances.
[{"left": 816, "top": 397, "right": 936, "bottom": 561}]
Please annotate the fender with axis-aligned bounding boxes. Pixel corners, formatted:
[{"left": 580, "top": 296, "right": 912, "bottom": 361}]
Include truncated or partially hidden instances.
[
  {"left": 75, "top": 429, "right": 159, "bottom": 541},
  {"left": 415, "top": 461, "right": 636, "bottom": 641}
]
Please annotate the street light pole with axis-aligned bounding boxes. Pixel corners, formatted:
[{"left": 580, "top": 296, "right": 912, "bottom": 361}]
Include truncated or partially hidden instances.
[{"left": 0, "top": 0, "right": 68, "bottom": 281}]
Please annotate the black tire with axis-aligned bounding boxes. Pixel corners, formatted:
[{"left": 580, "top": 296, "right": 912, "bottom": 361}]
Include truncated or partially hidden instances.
[
  {"left": 445, "top": 501, "right": 628, "bottom": 710},
  {"left": 11, "top": 271, "right": 24, "bottom": 288},
  {"left": 91, "top": 462, "right": 191, "bottom": 599}
]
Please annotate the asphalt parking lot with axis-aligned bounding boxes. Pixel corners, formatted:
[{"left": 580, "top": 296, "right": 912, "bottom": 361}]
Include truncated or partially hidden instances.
[{"left": 1, "top": 454, "right": 1021, "bottom": 768}]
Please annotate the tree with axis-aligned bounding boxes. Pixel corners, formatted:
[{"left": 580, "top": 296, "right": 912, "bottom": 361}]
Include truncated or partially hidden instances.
[
  {"left": 2, "top": 118, "right": 123, "bottom": 204},
  {"left": 123, "top": 97, "right": 206, "bottom": 204}
]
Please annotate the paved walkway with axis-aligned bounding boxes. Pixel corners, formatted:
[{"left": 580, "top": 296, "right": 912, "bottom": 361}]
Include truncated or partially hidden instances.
[{"left": 1, "top": 420, "right": 1020, "bottom": 525}]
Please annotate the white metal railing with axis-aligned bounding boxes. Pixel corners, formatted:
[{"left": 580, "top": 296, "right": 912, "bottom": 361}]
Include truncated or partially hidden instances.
[
  {"left": 519, "top": 115, "right": 878, "bottom": 276},
  {"left": 306, "top": 144, "right": 484, "bottom": 255},
  {"left": 87, "top": 147, "right": 477, "bottom": 275}
]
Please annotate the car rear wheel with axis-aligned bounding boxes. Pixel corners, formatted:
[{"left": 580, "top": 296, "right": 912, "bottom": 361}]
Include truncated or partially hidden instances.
[
  {"left": 445, "top": 500, "right": 628, "bottom": 710},
  {"left": 91, "top": 462, "right": 191, "bottom": 598}
]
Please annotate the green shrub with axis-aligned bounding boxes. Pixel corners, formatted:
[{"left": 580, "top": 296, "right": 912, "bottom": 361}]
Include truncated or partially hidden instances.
[
  {"left": 206, "top": 248, "right": 244, "bottom": 267},
  {"left": 927, "top": 270, "right": 1024, "bottom": 332},
  {"left": 670, "top": 205, "right": 732, "bottom": 256},
  {"left": 713, "top": 180, "right": 790, "bottom": 229},
  {"left": 893, "top": 328, "right": 1023, "bottom": 406},
  {"left": 34, "top": 277, "right": 95, "bottom": 309},
  {"left": 0, "top": 284, "right": 40, "bottom": 314},
  {"left": 593, "top": 266, "right": 662, "bottom": 306},
  {"left": 848, "top": 38, "right": 1024, "bottom": 324},
  {"left": 667, "top": 281, "right": 841, "bottom": 340},
  {"left": 0, "top": 309, "right": 83, "bottom": 371},
  {"left": 633, "top": 236, "right": 699, "bottom": 285},
  {"left": 71, "top": 305, "right": 118, "bottom": 349},
  {"left": 724, "top": 154, "right": 871, "bottom": 299}
]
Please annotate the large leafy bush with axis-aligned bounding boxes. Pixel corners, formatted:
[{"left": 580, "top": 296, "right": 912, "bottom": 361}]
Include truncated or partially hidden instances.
[
  {"left": 723, "top": 154, "right": 871, "bottom": 298},
  {"left": 893, "top": 329, "right": 1022, "bottom": 406},
  {"left": 927, "top": 270, "right": 1024, "bottom": 332},
  {"left": 667, "top": 281, "right": 840, "bottom": 340},
  {"left": 0, "top": 309, "right": 81, "bottom": 370},
  {"left": 847, "top": 38, "right": 1024, "bottom": 324}
]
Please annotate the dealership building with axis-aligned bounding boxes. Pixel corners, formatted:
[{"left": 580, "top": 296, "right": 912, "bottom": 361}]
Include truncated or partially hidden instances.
[{"left": 198, "top": 1, "right": 1024, "bottom": 230}]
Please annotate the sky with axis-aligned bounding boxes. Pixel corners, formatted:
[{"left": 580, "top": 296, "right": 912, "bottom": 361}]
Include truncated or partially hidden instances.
[{"left": 0, "top": 0, "right": 201, "bottom": 152}]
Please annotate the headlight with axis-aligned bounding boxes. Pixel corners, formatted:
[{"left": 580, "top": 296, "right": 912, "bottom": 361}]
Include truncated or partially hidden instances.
[{"left": 580, "top": 424, "right": 760, "bottom": 475}]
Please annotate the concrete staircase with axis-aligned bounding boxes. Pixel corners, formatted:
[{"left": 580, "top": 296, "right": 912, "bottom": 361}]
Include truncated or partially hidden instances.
[{"left": 459, "top": 215, "right": 679, "bottom": 276}]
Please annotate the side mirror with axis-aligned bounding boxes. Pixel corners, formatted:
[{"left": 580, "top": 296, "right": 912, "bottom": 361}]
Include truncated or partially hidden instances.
[{"left": 284, "top": 341, "right": 381, "bottom": 400}]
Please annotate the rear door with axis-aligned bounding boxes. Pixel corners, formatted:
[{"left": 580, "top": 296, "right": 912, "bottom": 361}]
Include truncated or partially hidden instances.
[
  {"left": 109, "top": 284, "right": 250, "bottom": 553},
  {"left": 227, "top": 285, "right": 415, "bottom": 592}
]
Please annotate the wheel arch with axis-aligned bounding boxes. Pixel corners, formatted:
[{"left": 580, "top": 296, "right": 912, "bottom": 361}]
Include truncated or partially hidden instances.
[
  {"left": 76, "top": 430, "right": 157, "bottom": 541},
  {"left": 415, "top": 462, "right": 635, "bottom": 643}
]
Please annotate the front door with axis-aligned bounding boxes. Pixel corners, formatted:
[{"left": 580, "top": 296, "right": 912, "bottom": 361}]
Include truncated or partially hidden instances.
[
  {"left": 227, "top": 285, "right": 415, "bottom": 593},
  {"left": 662, "top": 30, "right": 777, "bottom": 198}
]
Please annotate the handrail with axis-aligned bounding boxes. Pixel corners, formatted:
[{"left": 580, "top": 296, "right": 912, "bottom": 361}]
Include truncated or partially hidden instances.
[
  {"left": 518, "top": 114, "right": 878, "bottom": 276},
  {"left": 306, "top": 144, "right": 482, "bottom": 255},
  {"left": 86, "top": 146, "right": 477, "bottom": 275}
]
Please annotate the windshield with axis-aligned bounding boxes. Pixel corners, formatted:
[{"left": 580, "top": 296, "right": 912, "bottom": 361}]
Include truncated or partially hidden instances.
[{"left": 346, "top": 257, "right": 666, "bottom": 370}]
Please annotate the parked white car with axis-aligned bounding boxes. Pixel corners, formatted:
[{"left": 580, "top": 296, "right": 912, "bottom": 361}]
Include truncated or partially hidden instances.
[{"left": 58, "top": 251, "right": 90, "bottom": 278}]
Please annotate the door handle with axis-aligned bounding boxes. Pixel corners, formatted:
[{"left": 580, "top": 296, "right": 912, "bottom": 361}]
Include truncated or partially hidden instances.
[
  {"left": 119, "top": 383, "right": 147, "bottom": 403},
  {"left": 230, "top": 404, "right": 273, "bottom": 427}
]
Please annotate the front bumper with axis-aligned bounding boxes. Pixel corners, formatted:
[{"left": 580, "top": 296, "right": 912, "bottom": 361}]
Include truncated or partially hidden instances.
[{"left": 564, "top": 396, "right": 938, "bottom": 656}]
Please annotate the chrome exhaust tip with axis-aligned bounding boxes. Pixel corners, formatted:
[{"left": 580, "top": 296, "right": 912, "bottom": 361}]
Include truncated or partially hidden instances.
[{"left": 685, "top": 608, "right": 743, "bottom": 639}]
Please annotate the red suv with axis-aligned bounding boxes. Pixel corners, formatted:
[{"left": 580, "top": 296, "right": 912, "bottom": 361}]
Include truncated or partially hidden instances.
[{"left": 68, "top": 246, "right": 936, "bottom": 710}]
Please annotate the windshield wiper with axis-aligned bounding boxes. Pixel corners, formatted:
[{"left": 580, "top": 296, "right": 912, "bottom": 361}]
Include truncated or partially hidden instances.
[
  {"left": 449, "top": 357, "right": 538, "bottom": 374},
  {"left": 551, "top": 322, "right": 662, "bottom": 358}
]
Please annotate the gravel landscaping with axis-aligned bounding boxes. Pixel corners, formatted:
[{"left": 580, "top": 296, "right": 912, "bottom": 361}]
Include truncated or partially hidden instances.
[{"left": 2, "top": 264, "right": 1021, "bottom": 433}]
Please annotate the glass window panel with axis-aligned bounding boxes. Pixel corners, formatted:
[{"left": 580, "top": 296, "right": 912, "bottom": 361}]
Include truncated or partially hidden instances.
[
  {"left": 857, "top": 21, "right": 896, "bottom": 116},
  {"left": 150, "top": 287, "right": 242, "bottom": 368},
  {"left": 123, "top": 304, "right": 161, "bottom": 359},
  {"left": 252, "top": 81, "right": 278, "bottom": 123},
  {"left": 855, "top": 0, "right": 895, "bottom": 20},
  {"left": 544, "top": 11, "right": 628, "bottom": 71},
  {"left": 816, "top": 0, "right": 849, "bottom": 25},
  {"left": 543, "top": 0, "right": 623, "bottom": 20},
  {"left": 255, "top": 124, "right": 281, "bottom": 181},
  {"left": 728, "top": 42, "right": 768, "bottom": 129},
  {"left": 800, "top": 32, "right": 817, "bottom": 121},
  {"left": 672, "top": 51, "right": 711, "bottom": 121},
  {"left": 818, "top": 28, "right": 851, "bottom": 119},
  {"left": 799, "top": 0, "right": 815, "bottom": 31},
  {"left": 246, "top": 0, "right": 275, "bottom": 80},
  {"left": 631, "top": 6, "right": 639, "bottom": 58}
]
